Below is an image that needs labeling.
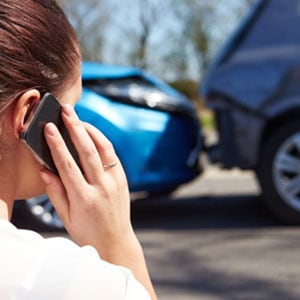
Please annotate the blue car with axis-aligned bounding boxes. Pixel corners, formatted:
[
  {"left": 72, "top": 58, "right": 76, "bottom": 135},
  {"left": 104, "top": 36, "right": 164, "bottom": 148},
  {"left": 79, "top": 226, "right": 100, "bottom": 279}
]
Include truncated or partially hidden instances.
[{"left": 14, "top": 62, "right": 202, "bottom": 229}]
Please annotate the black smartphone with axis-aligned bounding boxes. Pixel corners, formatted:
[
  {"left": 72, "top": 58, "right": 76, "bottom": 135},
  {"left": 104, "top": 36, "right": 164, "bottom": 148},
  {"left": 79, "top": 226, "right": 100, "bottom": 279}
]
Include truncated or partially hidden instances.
[{"left": 19, "top": 93, "right": 80, "bottom": 175}]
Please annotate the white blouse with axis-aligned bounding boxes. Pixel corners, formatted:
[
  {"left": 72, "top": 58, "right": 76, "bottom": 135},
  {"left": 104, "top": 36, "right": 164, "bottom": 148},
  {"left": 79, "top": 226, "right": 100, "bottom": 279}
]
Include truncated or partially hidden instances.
[{"left": 0, "top": 219, "right": 150, "bottom": 300}]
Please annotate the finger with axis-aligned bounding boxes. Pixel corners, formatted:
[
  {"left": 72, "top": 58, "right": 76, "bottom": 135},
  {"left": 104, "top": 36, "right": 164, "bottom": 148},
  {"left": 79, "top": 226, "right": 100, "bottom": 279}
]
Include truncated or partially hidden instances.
[
  {"left": 83, "top": 123, "right": 128, "bottom": 186},
  {"left": 39, "top": 169, "right": 70, "bottom": 226},
  {"left": 61, "top": 105, "right": 103, "bottom": 183},
  {"left": 83, "top": 122, "right": 120, "bottom": 173},
  {"left": 44, "top": 122, "right": 84, "bottom": 193}
]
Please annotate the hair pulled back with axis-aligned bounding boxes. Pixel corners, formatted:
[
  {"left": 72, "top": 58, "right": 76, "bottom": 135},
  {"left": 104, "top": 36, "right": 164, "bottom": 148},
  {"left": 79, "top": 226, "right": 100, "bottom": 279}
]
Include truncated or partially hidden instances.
[{"left": 0, "top": 0, "right": 80, "bottom": 111}]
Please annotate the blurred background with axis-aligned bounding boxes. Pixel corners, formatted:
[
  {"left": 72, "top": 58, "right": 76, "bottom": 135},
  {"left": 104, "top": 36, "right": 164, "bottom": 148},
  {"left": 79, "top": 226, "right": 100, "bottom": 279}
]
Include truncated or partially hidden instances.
[
  {"left": 13, "top": 1, "right": 300, "bottom": 298},
  {"left": 58, "top": 0, "right": 254, "bottom": 105}
]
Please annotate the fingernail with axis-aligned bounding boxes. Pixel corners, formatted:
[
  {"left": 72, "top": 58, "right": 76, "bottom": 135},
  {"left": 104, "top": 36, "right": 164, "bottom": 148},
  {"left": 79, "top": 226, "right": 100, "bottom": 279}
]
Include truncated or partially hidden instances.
[
  {"left": 40, "top": 171, "right": 51, "bottom": 185},
  {"left": 45, "top": 123, "right": 57, "bottom": 136}
]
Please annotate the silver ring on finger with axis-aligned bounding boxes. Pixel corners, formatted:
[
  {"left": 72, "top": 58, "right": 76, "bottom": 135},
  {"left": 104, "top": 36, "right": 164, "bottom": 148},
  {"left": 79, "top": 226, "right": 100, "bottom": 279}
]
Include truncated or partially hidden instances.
[{"left": 103, "top": 162, "right": 118, "bottom": 170}]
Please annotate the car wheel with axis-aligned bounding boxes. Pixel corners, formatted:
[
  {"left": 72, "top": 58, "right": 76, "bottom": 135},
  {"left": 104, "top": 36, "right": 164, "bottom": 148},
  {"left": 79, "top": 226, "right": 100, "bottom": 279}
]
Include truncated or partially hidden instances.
[
  {"left": 256, "top": 121, "right": 300, "bottom": 224},
  {"left": 146, "top": 187, "right": 178, "bottom": 199},
  {"left": 24, "top": 195, "right": 64, "bottom": 230}
]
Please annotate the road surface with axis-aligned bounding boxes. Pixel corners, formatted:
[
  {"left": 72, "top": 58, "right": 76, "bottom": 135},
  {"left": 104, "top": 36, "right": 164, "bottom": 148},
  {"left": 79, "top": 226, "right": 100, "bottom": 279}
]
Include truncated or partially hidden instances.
[
  {"left": 131, "top": 167, "right": 300, "bottom": 300},
  {"left": 14, "top": 166, "right": 300, "bottom": 299}
]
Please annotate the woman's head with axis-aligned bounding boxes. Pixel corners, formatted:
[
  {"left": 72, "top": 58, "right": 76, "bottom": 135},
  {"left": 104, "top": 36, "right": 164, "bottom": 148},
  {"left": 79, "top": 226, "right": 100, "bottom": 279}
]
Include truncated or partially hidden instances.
[
  {"left": 0, "top": 0, "right": 82, "bottom": 202},
  {"left": 0, "top": 0, "right": 81, "bottom": 111}
]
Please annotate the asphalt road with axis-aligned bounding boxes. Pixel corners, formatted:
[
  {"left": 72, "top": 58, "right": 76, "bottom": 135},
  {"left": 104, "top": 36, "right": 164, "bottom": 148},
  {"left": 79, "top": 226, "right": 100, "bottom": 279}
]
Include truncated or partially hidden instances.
[
  {"left": 131, "top": 167, "right": 300, "bottom": 300},
  {"left": 15, "top": 166, "right": 300, "bottom": 299}
]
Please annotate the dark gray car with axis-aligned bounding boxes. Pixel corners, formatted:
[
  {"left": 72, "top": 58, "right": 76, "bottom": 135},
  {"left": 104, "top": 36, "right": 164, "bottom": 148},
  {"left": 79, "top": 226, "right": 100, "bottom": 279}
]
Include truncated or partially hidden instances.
[{"left": 202, "top": 0, "right": 300, "bottom": 223}]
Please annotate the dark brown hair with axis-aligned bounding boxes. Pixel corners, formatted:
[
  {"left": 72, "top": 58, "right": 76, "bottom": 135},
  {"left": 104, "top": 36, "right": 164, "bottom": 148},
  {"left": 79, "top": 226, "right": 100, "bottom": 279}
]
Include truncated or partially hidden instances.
[{"left": 0, "top": 0, "right": 80, "bottom": 111}]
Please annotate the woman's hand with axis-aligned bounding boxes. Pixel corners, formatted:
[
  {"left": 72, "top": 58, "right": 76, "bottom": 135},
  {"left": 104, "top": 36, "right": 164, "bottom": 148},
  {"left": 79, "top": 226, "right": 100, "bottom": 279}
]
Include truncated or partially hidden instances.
[
  {"left": 39, "top": 104, "right": 133, "bottom": 254},
  {"left": 39, "top": 104, "right": 157, "bottom": 300}
]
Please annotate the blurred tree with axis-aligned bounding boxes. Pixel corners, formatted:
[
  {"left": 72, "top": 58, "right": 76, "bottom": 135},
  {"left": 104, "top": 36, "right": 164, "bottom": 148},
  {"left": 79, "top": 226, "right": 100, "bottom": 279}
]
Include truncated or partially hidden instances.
[
  {"left": 245, "top": 0, "right": 257, "bottom": 5},
  {"left": 107, "top": 0, "right": 182, "bottom": 72},
  {"left": 58, "top": 0, "right": 256, "bottom": 82},
  {"left": 182, "top": 0, "right": 256, "bottom": 79},
  {"left": 182, "top": 1, "right": 212, "bottom": 77},
  {"left": 58, "top": 0, "right": 109, "bottom": 61},
  {"left": 126, "top": 0, "right": 168, "bottom": 69}
]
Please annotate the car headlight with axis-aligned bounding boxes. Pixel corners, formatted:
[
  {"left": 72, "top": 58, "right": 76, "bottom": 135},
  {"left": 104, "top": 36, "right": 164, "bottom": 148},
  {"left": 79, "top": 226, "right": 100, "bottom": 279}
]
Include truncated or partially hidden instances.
[{"left": 84, "top": 77, "right": 197, "bottom": 118}]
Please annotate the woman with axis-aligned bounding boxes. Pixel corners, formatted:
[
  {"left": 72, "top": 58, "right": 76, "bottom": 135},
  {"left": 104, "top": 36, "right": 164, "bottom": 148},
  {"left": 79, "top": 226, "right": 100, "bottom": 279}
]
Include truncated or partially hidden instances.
[{"left": 0, "top": 1, "right": 157, "bottom": 299}]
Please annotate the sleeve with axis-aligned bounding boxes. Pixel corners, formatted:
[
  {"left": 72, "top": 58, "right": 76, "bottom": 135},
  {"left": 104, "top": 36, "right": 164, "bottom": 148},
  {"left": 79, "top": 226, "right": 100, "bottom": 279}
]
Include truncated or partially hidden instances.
[
  {"left": 11, "top": 235, "right": 151, "bottom": 300},
  {"left": 123, "top": 271, "right": 152, "bottom": 300}
]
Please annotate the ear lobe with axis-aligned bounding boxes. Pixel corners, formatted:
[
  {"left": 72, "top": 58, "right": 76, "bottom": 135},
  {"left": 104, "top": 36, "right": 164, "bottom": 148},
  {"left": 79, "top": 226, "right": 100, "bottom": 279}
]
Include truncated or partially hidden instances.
[{"left": 12, "top": 90, "right": 41, "bottom": 139}]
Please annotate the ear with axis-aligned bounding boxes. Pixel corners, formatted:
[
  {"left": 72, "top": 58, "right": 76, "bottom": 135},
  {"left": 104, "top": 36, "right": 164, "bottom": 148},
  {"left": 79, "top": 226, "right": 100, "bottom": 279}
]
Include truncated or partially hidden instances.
[{"left": 12, "top": 89, "right": 41, "bottom": 139}]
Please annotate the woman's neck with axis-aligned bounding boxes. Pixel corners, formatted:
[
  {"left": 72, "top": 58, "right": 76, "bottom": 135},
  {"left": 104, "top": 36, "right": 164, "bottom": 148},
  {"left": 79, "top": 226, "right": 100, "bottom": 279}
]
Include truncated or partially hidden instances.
[
  {"left": 0, "top": 199, "right": 12, "bottom": 220},
  {"left": 0, "top": 118, "right": 17, "bottom": 220},
  {"left": 0, "top": 176, "right": 15, "bottom": 220},
  {"left": 0, "top": 159, "right": 17, "bottom": 221}
]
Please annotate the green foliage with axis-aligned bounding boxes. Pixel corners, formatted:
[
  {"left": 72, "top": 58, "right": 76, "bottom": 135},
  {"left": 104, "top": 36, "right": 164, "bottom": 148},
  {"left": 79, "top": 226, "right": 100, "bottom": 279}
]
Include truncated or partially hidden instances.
[
  {"left": 169, "top": 79, "right": 216, "bottom": 130},
  {"left": 169, "top": 79, "right": 200, "bottom": 102},
  {"left": 199, "top": 109, "right": 216, "bottom": 130}
]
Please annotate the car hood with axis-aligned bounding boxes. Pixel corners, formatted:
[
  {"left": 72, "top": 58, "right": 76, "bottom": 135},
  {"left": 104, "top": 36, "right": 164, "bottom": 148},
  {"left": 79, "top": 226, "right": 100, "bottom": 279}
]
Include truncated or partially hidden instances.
[
  {"left": 82, "top": 62, "right": 197, "bottom": 119},
  {"left": 201, "top": 0, "right": 300, "bottom": 111},
  {"left": 204, "top": 52, "right": 300, "bottom": 111},
  {"left": 82, "top": 62, "right": 143, "bottom": 80}
]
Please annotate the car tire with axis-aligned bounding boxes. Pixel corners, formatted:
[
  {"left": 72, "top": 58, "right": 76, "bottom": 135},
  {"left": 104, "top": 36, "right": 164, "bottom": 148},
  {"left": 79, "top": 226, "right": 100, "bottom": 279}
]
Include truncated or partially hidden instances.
[
  {"left": 16, "top": 195, "right": 64, "bottom": 231},
  {"left": 146, "top": 187, "right": 178, "bottom": 199},
  {"left": 256, "top": 121, "right": 300, "bottom": 224}
]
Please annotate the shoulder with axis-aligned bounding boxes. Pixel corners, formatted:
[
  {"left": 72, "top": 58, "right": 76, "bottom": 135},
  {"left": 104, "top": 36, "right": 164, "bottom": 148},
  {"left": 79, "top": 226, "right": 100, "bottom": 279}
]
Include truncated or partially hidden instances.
[{"left": 0, "top": 220, "right": 150, "bottom": 300}]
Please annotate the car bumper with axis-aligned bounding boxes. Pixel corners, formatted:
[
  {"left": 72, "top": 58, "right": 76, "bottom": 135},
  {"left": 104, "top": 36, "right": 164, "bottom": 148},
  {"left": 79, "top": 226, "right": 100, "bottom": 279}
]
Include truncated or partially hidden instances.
[{"left": 208, "top": 105, "right": 264, "bottom": 169}]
